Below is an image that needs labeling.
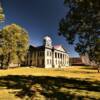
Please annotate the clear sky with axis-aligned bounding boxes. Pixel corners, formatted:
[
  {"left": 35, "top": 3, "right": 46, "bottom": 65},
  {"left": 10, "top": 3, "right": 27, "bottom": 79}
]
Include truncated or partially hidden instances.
[{"left": 1, "top": 0, "right": 79, "bottom": 57}]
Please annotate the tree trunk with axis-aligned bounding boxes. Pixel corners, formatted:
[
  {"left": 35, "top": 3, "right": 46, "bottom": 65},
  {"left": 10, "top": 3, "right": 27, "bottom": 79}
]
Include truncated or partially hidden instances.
[
  {"left": 97, "top": 66, "right": 100, "bottom": 73},
  {"left": 6, "top": 53, "right": 11, "bottom": 69},
  {"left": 0, "top": 55, "right": 4, "bottom": 69},
  {"left": 1, "top": 62, "right": 3, "bottom": 69}
]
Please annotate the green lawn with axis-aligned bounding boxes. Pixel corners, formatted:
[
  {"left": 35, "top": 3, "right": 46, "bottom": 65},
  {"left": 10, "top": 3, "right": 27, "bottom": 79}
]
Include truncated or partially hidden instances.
[{"left": 0, "top": 66, "right": 100, "bottom": 100}]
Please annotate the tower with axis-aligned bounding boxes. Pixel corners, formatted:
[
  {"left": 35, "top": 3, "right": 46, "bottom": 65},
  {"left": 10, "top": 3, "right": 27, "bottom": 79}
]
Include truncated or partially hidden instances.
[{"left": 43, "top": 36, "right": 52, "bottom": 48}]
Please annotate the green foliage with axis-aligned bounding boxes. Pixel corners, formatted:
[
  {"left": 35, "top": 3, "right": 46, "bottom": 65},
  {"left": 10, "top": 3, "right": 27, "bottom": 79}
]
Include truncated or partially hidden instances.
[
  {"left": 59, "top": 0, "right": 100, "bottom": 65},
  {"left": 0, "top": 24, "right": 29, "bottom": 68},
  {"left": 0, "top": 4, "right": 5, "bottom": 22}
]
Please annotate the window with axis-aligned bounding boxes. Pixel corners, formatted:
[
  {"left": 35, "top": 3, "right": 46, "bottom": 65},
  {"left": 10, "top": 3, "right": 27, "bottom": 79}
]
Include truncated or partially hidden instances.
[
  {"left": 47, "top": 51, "right": 49, "bottom": 56},
  {"left": 47, "top": 59, "right": 52, "bottom": 64},
  {"left": 50, "top": 59, "right": 52, "bottom": 64},
  {"left": 38, "top": 52, "right": 40, "bottom": 56},
  {"left": 42, "top": 59, "right": 44, "bottom": 65},
  {"left": 58, "top": 61, "right": 59, "bottom": 64},
  {"left": 56, "top": 60, "right": 57, "bottom": 64},
  {"left": 55, "top": 52, "right": 57, "bottom": 58},
  {"left": 39, "top": 52, "right": 41, "bottom": 56},
  {"left": 50, "top": 52, "right": 52, "bottom": 56},
  {"left": 49, "top": 60, "right": 51, "bottom": 64},
  {"left": 40, "top": 51, "right": 43, "bottom": 56},
  {"left": 47, "top": 51, "right": 51, "bottom": 56},
  {"left": 34, "top": 52, "right": 36, "bottom": 58},
  {"left": 47, "top": 59, "right": 49, "bottom": 64}
]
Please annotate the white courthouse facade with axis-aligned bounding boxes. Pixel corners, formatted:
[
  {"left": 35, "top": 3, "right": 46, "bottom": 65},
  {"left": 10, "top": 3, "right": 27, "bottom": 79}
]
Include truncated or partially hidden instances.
[{"left": 24, "top": 36, "right": 69, "bottom": 68}]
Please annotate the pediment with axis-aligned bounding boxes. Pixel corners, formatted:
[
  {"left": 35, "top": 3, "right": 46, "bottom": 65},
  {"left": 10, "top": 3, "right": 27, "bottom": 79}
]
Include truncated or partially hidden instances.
[{"left": 53, "top": 45, "right": 66, "bottom": 52}]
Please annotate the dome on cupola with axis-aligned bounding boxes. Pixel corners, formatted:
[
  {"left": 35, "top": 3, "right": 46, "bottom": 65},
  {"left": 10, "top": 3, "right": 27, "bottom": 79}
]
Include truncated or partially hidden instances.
[
  {"left": 43, "top": 36, "right": 51, "bottom": 41},
  {"left": 43, "top": 36, "right": 52, "bottom": 47}
]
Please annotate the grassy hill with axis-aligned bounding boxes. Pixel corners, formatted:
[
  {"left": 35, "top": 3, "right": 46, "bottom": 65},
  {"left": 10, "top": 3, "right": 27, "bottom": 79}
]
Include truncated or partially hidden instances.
[{"left": 0, "top": 66, "right": 100, "bottom": 100}]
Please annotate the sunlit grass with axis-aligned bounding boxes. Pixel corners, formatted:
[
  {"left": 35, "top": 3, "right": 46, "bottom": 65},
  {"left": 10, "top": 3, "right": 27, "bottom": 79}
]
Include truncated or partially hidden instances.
[
  {"left": 0, "top": 66, "right": 99, "bottom": 80},
  {"left": 0, "top": 66, "right": 100, "bottom": 100}
]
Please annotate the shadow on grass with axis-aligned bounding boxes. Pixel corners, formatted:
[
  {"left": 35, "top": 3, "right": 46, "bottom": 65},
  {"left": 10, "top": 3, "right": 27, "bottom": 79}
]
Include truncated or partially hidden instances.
[
  {"left": 0, "top": 75, "right": 100, "bottom": 100},
  {"left": 80, "top": 66, "right": 98, "bottom": 70}
]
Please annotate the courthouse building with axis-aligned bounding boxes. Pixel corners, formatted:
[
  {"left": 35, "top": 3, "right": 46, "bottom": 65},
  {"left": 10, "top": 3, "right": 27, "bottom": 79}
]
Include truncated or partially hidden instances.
[{"left": 24, "top": 36, "right": 69, "bottom": 68}]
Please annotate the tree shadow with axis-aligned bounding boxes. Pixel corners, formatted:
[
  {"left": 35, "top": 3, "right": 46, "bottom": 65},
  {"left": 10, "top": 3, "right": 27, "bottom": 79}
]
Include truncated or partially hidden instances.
[
  {"left": 0, "top": 75, "right": 100, "bottom": 100},
  {"left": 80, "top": 66, "right": 98, "bottom": 70}
]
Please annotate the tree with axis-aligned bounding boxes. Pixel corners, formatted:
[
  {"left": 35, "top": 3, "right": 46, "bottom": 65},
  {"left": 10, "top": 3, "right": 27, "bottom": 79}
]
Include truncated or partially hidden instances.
[
  {"left": 59, "top": 0, "right": 100, "bottom": 69},
  {"left": 0, "top": 3, "right": 5, "bottom": 22},
  {"left": 0, "top": 24, "right": 29, "bottom": 68}
]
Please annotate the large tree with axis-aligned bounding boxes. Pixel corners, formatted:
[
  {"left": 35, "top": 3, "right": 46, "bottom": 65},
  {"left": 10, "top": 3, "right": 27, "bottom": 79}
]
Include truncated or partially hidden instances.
[
  {"left": 0, "top": 3, "right": 5, "bottom": 22},
  {"left": 59, "top": 0, "right": 100, "bottom": 67},
  {"left": 0, "top": 24, "right": 29, "bottom": 68}
]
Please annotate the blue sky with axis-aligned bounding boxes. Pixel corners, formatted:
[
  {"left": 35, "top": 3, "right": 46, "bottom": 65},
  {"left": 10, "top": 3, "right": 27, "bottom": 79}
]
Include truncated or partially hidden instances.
[{"left": 1, "top": 0, "right": 79, "bottom": 57}]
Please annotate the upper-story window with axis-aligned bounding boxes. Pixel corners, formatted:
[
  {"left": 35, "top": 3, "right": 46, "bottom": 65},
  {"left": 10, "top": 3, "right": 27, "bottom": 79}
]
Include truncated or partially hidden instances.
[
  {"left": 47, "top": 51, "right": 49, "bottom": 56},
  {"left": 55, "top": 52, "right": 57, "bottom": 58},
  {"left": 47, "top": 51, "right": 51, "bottom": 56},
  {"left": 50, "top": 52, "right": 52, "bottom": 56},
  {"left": 40, "top": 51, "right": 42, "bottom": 56},
  {"left": 38, "top": 51, "right": 44, "bottom": 57}
]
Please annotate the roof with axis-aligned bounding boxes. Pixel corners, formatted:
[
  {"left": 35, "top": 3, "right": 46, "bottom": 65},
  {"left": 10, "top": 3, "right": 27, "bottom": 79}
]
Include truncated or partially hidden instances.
[
  {"left": 29, "top": 45, "right": 44, "bottom": 51},
  {"left": 53, "top": 45, "right": 66, "bottom": 52},
  {"left": 29, "top": 44, "right": 68, "bottom": 53}
]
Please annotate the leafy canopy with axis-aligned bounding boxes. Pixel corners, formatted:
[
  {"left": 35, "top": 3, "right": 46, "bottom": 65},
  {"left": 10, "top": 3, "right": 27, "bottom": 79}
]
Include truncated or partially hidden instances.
[
  {"left": 59, "top": 0, "right": 100, "bottom": 64},
  {"left": 0, "top": 24, "right": 29, "bottom": 68},
  {"left": 0, "top": 4, "right": 5, "bottom": 22}
]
